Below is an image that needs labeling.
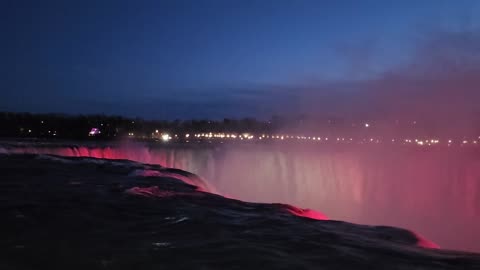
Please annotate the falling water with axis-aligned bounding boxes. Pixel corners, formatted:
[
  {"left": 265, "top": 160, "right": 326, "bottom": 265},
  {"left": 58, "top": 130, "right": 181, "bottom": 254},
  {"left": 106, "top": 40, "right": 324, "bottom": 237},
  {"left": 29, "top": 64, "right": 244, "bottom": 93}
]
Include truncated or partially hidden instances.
[{"left": 2, "top": 142, "right": 480, "bottom": 252}]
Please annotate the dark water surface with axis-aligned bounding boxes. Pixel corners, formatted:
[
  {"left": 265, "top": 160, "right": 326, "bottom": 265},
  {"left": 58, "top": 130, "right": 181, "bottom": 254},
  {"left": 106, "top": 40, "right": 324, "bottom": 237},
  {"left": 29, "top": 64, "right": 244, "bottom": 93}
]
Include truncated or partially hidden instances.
[{"left": 1, "top": 154, "right": 479, "bottom": 269}]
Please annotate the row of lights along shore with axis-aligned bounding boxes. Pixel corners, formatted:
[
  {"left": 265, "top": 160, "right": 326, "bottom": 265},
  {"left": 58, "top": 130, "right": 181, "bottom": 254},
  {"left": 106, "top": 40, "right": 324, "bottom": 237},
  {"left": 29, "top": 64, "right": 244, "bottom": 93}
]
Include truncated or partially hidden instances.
[{"left": 141, "top": 131, "right": 480, "bottom": 146}]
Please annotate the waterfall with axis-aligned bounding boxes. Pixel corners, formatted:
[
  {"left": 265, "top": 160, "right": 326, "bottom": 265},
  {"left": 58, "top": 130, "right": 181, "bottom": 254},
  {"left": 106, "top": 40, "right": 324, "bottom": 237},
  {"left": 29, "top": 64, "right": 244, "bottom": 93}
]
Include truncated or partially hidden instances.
[{"left": 2, "top": 142, "right": 479, "bottom": 252}]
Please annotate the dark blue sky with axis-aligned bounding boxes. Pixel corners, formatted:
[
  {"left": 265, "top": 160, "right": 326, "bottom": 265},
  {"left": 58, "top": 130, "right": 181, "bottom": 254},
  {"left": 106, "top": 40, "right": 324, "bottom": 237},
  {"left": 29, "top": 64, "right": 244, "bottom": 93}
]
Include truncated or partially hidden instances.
[{"left": 2, "top": 0, "right": 480, "bottom": 119}]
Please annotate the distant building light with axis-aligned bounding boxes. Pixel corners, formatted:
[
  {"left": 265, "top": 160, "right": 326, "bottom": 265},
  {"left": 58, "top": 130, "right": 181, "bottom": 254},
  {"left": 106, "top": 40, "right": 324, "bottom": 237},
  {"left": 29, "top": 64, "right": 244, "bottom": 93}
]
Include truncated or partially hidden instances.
[
  {"left": 89, "top": 128, "right": 101, "bottom": 136},
  {"left": 365, "top": 123, "right": 369, "bottom": 128}
]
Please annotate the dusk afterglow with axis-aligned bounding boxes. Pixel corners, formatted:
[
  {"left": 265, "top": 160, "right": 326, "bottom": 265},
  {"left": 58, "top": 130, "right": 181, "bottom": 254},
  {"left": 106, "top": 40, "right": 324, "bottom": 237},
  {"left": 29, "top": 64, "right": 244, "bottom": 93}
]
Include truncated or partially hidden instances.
[{"left": 2, "top": 0, "right": 480, "bottom": 123}]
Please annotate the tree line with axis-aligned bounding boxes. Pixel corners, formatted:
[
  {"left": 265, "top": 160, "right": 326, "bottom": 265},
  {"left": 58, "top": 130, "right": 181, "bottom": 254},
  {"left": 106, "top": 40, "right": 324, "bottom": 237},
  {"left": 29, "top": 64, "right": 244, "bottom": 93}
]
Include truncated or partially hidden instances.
[{"left": 0, "top": 112, "right": 274, "bottom": 140}]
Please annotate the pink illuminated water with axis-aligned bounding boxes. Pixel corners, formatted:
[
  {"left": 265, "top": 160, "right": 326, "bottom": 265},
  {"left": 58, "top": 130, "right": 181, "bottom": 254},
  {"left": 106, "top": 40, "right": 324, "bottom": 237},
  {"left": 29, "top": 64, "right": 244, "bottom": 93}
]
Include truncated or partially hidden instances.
[{"left": 3, "top": 143, "right": 479, "bottom": 252}]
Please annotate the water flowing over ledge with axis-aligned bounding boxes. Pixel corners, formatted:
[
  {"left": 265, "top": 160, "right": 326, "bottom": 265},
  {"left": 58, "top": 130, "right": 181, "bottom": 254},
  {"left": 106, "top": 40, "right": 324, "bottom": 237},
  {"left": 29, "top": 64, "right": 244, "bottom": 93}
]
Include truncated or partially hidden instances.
[
  {"left": 3, "top": 153, "right": 479, "bottom": 269},
  {"left": 1, "top": 141, "right": 480, "bottom": 252}
]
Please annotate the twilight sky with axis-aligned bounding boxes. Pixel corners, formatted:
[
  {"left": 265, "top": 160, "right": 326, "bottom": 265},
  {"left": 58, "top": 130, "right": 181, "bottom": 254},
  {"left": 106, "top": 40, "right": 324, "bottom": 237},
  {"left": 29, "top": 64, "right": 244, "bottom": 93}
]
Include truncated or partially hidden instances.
[{"left": 2, "top": 0, "right": 480, "bottom": 120}]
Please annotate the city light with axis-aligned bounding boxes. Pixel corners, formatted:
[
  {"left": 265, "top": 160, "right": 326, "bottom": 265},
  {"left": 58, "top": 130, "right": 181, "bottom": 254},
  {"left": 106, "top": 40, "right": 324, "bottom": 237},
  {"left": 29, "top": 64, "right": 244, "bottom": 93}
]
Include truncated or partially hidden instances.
[
  {"left": 162, "top": 134, "right": 171, "bottom": 142},
  {"left": 116, "top": 129, "right": 480, "bottom": 148},
  {"left": 88, "top": 128, "right": 101, "bottom": 136}
]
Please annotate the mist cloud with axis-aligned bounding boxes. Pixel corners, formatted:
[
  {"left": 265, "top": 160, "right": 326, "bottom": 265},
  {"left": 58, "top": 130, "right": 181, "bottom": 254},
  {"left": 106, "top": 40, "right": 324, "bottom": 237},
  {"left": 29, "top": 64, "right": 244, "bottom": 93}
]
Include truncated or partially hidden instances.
[{"left": 276, "top": 29, "right": 480, "bottom": 134}]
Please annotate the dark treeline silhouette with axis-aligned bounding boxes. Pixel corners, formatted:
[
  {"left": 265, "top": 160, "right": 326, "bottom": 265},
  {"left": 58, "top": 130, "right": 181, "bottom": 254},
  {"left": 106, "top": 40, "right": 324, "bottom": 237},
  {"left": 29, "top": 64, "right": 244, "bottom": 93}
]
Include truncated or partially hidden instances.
[
  {"left": 0, "top": 112, "right": 274, "bottom": 140},
  {"left": 1, "top": 112, "right": 477, "bottom": 141},
  {"left": 0, "top": 112, "right": 363, "bottom": 140}
]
